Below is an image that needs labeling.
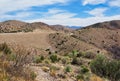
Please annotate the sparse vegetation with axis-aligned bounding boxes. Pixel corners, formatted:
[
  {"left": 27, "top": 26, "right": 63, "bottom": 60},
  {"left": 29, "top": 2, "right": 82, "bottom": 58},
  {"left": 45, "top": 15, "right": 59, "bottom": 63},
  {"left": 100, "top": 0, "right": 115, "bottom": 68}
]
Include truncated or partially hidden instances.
[
  {"left": 0, "top": 42, "right": 12, "bottom": 54},
  {"left": 0, "top": 20, "right": 120, "bottom": 81},
  {"left": 65, "top": 65, "right": 72, "bottom": 73},
  {"left": 90, "top": 54, "right": 120, "bottom": 81},
  {"left": 30, "top": 71, "right": 37, "bottom": 80},
  {"left": 33, "top": 55, "right": 44, "bottom": 63},
  {"left": 0, "top": 43, "right": 35, "bottom": 81},
  {"left": 80, "top": 65, "right": 89, "bottom": 74},
  {"left": 72, "top": 57, "right": 85, "bottom": 65},
  {"left": 50, "top": 54, "right": 59, "bottom": 63}
]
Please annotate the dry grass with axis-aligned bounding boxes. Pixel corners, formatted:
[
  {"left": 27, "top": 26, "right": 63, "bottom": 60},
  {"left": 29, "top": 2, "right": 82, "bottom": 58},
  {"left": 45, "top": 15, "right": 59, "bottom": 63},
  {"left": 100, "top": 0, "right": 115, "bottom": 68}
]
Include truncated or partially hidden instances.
[
  {"left": 0, "top": 30, "right": 55, "bottom": 49},
  {"left": 90, "top": 75, "right": 105, "bottom": 81},
  {"left": 0, "top": 43, "right": 36, "bottom": 81}
]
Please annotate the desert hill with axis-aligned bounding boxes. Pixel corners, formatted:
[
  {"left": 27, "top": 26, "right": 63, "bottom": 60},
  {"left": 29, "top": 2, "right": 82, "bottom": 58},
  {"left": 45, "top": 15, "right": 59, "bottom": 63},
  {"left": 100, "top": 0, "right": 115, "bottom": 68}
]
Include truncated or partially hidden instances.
[
  {"left": 49, "top": 20, "right": 120, "bottom": 59},
  {"left": 0, "top": 20, "right": 120, "bottom": 81},
  {"left": 50, "top": 25, "right": 72, "bottom": 32},
  {"left": 0, "top": 20, "right": 120, "bottom": 58},
  {"left": 85, "top": 20, "right": 120, "bottom": 29},
  {"left": 0, "top": 20, "right": 72, "bottom": 33},
  {"left": 0, "top": 20, "right": 28, "bottom": 33}
]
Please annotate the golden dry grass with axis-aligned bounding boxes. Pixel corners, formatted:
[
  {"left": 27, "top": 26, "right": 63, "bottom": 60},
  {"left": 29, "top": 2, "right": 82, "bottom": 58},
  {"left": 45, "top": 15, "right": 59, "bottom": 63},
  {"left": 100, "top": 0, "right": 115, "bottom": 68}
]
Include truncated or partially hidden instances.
[{"left": 90, "top": 75, "right": 105, "bottom": 81}]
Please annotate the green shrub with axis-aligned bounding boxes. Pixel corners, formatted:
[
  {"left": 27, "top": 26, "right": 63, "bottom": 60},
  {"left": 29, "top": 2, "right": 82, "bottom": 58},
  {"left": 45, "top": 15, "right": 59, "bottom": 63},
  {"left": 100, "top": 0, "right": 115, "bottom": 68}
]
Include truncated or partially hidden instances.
[
  {"left": 76, "top": 74, "right": 84, "bottom": 80},
  {"left": 40, "top": 55, "right": 45, "bottom": 61},
  {"left": 61, "top": 56, "right": 71, "bottom": 64},
  {"left": 50, "top": 54, "right": 58, "bottom": 63},
  {"left": 81, "top": 66, "right": 89, "bottom": 74},
  {"left": 90, "top": 55, "right": 107, "bottom": 77},
  {"left": 8, "top": 53, "right": 16, "bottom": 61},
  {"left": 90, "top": 55, "right": 120, "bottom": 81},
  {"left": 65, "top": 65, "right": 72, "bottom": 73},
  {"left": 68, "top": 50, "right": 78, "bottom": 58},
  {"left": 34, "top": 55, "right": 44, "bottom": 63},
  {"left": 30, "top": 71, "right": 37, "bottom": 80}
]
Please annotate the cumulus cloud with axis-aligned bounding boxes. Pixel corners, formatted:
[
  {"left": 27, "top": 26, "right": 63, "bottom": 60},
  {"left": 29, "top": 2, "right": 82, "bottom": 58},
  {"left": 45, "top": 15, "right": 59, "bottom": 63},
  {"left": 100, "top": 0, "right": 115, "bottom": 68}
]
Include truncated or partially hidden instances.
[
  {"left": 0, "top": 0, "right": 120, "bottom": 26},
  {"left": 86, "top": 8, "right": 107, "bottom": 17},
  {"left": 0, "top": 0, "right": 69, "bottom": 14},
  {"left": 109, "top": 0, "right": 120, "bottom": 7},
  {"left": 27, "top": 8, "right": 120, "bottom": 26},
  {"left": 82, "top": 0, "right": 107, "bottom": 5}
]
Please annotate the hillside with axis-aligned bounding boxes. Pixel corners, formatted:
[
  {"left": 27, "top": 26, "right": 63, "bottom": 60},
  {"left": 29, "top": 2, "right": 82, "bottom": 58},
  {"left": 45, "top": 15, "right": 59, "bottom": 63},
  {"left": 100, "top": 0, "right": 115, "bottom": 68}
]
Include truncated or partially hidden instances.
[
  {"left": 0, "top": 20, "right": 120, "bottom": 81},
  {"left": 50, "top": 25, "right": 72, "bottom": 33},
  {"left": 73, "top": 20, "right": 120, "bottom": 59},
  {"left": 85, "top": 20, "right": 120, "bottom": 29},
  {"left": 0, "top": 20, "right": 72, "bottom": 33},
  {"left": 49, "top": 20, "right": 120, "bottom": 59},
  {"left": 0, "top": 20, "right": 28, "bottom": 33}
]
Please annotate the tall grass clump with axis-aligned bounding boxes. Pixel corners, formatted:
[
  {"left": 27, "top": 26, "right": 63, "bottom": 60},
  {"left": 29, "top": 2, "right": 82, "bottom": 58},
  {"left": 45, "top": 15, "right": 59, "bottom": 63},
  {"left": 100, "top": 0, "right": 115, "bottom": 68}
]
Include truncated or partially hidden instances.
[{"left": 0, "top": 42, "right": 11, "bottom": 54}]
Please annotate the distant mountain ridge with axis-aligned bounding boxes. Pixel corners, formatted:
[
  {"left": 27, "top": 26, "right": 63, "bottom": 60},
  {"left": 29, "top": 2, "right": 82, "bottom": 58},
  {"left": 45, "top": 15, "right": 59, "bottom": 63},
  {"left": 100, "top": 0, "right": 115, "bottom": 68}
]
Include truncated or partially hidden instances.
[
  {"left": 84, "top": 20, "right": 120, "bottom": 29},
  {"left": 0, "top": 20, "right": 72, "bottom": 33},
  {"left": 67, "top": 26, "right": 81, "bottom": 29},
  {"left": 50, "top": 25, "right": 73, "bottom": 32}
]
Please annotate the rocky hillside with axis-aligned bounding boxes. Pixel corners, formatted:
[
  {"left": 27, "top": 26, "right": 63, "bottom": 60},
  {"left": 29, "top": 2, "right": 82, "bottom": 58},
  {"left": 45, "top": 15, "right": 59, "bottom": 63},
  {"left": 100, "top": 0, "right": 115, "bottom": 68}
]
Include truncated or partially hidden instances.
[
  {"left": 0, "top": 20, "right": 29, "bottom": 33},
  {"left": 49, "top": 20, "right": 120, "bottom": 59},
  {"left": 0, "top": 20, "right": 72, "bottom": 33},
  {"left": 85, "top": 20, "right": 120, "bottom": 29}
]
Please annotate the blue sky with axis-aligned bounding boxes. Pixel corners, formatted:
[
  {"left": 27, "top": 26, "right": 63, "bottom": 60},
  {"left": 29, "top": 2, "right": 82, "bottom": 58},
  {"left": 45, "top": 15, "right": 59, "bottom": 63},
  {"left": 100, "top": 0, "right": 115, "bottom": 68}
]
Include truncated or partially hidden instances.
[{"left": 0, "top": 0, "right": 120, "bottom": 26}]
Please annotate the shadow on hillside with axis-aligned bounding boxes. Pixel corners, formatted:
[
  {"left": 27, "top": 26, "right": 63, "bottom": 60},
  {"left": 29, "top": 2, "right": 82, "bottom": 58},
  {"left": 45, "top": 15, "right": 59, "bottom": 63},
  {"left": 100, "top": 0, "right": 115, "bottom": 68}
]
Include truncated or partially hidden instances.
[{"left": 107, "top": 45, "right": 120, "bottom": 59}]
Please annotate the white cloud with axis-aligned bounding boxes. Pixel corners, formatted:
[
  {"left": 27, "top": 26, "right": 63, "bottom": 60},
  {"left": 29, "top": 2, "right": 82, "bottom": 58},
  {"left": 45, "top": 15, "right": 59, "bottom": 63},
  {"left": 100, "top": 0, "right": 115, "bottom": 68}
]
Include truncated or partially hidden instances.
[
  {"left": 109, "top": 0, "right": 120, "bottom": 7},
  {"left": 86, "top": 8, "right": 107, "bottom": 17},
  {"left": 26, "top": 8, "right": 120, "bottom": 26},
  {"left": 0, "top": 0, "right": 120, "bottom": 26},
  {"left": 0, "top": 0, "right": 69, "bottom": 15},
  {"left": 82, "top": 0, "right": 107, "bottom": 5},
  {"left": 1, "top": 12, "right": 33, "bottom": 20}
]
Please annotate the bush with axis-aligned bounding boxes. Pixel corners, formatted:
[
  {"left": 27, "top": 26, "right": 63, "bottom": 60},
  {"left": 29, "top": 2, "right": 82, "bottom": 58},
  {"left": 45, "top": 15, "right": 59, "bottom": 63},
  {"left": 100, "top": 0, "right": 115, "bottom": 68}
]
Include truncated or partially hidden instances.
[
  {"left": 83, "top": 52, "right": 96, "bottom": 59},
  {"left": 30, "top": 71, "right": 37, "bottom": 80},
  {"left": 0, "top": 43, "right": 11, "bottom": 54},
  {"left": 77, "top": 51, "right": 85, "bottom": 57},
  {"left": 65, "top": 66, "right": 72, "bottom": 73},
  {"left": 61, "top": 56, "right": 71, "bottom": 64},
  {"left": 76, "top": 74, "right": 84, "bottom": 81},
  {"left": 33, "top": 55, "right": 44, "bottom": 63},
  {"left": 68, "top": 50, "right": 78, "bottom": 58},
  {"left": 0, "top": 45, "right": 35, "bottom": 81},
  {"left": 8, "top": 53, "right": 16, "bottom": 61},
  {"left": 50, "top": 54, "right": 58, "bottom": 63},
  {"left": 71, "top": 57, "right": 85, "bottom": 65},
  {"left": 81, "top": 66, "right": 89, "bottom": 74},
  {"left": 90, "top": 55, "right": 120, "bottom": 81}
]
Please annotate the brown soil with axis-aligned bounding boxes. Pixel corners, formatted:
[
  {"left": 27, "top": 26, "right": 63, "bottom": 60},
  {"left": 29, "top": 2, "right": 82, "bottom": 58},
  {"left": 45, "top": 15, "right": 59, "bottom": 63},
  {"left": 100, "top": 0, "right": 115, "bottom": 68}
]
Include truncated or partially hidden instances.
[{"left": 0, "top": 30, "right": 55, "bottom": 49}]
